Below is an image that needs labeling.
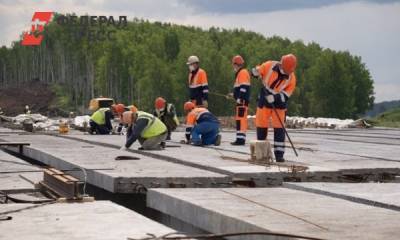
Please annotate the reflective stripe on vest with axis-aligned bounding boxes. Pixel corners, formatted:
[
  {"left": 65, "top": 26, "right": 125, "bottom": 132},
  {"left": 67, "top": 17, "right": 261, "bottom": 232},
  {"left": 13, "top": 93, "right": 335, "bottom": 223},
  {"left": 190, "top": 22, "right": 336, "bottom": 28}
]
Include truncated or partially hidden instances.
[
  {"left": 262, "top": 61, "right": 293, "bottom": 95},
  {"left": 192, "top": 108, "right": 209, "bottom": 120},
  {"left": 234, "top": 68, "right": 251, "bottom": 87},
  {"left": 137, "top": 111, "right": 167, "bottom": 139},
  {"left": 188, "top": 69, "right": 207, "bottom": 88}
]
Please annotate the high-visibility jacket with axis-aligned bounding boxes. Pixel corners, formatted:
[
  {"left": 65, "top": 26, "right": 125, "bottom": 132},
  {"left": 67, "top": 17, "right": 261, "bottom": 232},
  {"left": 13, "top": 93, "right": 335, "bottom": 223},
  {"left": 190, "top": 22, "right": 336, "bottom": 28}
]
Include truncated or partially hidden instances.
[
  {"left": 188, "top": 68, "right": 209, "bottom": 106},
  {"left": 233, "top": 68, "right": 251, "bottom": 105},
  {"left": 137, "top": 111, "right": 167, "bottom": 139},
  {"left": 90, "top": 108, "right": 109, "bottom": 125},
  {"left": 185, "top": 107, "right": 219, "bottom": 140},
  {"left": 257, "top": 61, "right": 296, "bottom": 109},
  {"left": 186, "top": 108, "right": 218, "bottom": 127}
]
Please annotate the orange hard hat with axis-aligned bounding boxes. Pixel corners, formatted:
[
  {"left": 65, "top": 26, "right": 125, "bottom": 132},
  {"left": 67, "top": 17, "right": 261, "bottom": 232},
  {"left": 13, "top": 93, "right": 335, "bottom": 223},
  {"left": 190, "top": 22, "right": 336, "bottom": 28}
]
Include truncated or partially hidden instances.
[
  {"left": 129, "top": 105, "right": 138, "bottom": 113},
  {"left": 184, "top": 101, "right": 195, "bottom": 111},
  {"left": 155, "top": 97, "right": 166, "bottom": 109},
  {"left": 232, "top": 55, "right": 244, "bottom": 65},
  {"left": 112, "top": 103, "right": 126, "bottom": 114},
  {"left": 281, "top": 54, "right": 297, "bottom": 74}
]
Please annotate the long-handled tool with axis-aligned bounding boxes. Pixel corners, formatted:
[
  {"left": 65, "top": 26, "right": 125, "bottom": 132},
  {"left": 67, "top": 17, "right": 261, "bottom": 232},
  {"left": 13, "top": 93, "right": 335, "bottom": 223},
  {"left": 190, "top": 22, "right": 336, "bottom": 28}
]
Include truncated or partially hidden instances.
[
  {"left": 260, "top": 85, "right": 298, "bottom": 157},
  {"left": 209, "top": 91, "right": 232, "bottom": 99},
  {"left": 271, "top": 103, "right": 298, "bottom": 157},
  {"left": 209, "top": 91, "right": 255, "bottom": 114}
]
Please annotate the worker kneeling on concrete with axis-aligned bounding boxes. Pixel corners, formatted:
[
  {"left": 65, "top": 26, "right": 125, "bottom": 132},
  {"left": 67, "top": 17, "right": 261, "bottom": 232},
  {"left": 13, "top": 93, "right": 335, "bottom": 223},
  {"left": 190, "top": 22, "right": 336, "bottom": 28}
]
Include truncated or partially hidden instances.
[
  {"left": 120, "top": 108, "right": 168, "bottom": 150},
  {"left": 112, "top": 103, "right": 138, "bottom": 134},
  {"left": 89, "top": 107, "right": 114, "bottom": 134},
  {"left": 183, "top": 102, "right": 221, "bottom": 146},
  {"left": 153, "top": 97, "right": 179, "bottom": 140}
]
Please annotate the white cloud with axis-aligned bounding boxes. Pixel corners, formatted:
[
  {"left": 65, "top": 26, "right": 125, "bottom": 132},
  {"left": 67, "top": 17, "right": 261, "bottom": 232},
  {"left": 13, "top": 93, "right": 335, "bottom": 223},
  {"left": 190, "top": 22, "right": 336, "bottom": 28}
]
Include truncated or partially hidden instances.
[
  {"left": 166, "top": 1, "right": 400, "bottom": 102},
  {"left": 0, "top": 0, "right": 399, "bottom": 102}
]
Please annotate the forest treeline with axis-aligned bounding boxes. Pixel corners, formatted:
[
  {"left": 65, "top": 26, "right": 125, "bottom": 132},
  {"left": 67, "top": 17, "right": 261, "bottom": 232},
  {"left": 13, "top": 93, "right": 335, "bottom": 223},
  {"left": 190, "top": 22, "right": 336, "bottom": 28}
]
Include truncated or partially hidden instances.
[{"left": 0, "top": 15, "right": 374, "bottom": 118}]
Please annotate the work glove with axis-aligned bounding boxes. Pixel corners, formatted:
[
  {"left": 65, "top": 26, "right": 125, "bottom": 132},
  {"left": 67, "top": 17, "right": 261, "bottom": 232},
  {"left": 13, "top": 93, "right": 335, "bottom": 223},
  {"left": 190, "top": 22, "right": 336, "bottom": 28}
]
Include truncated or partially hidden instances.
[
  {"left": 226, "top": 93, "right": 234, "bottom": 99},
  {"left": 202, "top": 100, "right": 208, "bottom": 108},
  {"left": 251, "top": 68, "right": 260, "bottom": 78},
  {"left": 236, "top": 98, "right": 243, "bottom": 104},
  {"left": 266, "top": 94, "right": 275, "bottom": 104},
  {"left": 120, "top": 146, "right": 128, "bottom": 151}
]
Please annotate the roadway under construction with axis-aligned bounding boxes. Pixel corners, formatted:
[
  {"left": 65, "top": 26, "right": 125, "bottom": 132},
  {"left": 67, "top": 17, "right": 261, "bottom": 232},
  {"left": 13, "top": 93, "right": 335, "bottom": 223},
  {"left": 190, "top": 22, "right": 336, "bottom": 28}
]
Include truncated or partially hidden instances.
[{"left": 0, "top": 126, "right": 399, "bottom": 239}]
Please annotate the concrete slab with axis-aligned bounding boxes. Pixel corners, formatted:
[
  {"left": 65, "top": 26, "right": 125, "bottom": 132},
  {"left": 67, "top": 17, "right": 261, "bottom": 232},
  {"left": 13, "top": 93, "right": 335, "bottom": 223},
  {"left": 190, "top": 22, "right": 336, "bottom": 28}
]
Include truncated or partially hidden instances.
[
  {"left": 0, "top": 150, "right": 42, "bottom": 192},
  {"left": 0, "top": 201, "right": 178, "bottom": 240},
  {"left": 60, "top": 129, "right": 400, "bottom": 185},
  {"left": 0, "top": 127, "right": 24, "bottom": 134},
  {"left": 283, "top": 182, "right": 400, "bottom": 210},
  {"left": 148, "top": 188, "right": 400, "bottom": 240},
  {"left": 0, "top": 134, "right": 231, "bottom": 193}
]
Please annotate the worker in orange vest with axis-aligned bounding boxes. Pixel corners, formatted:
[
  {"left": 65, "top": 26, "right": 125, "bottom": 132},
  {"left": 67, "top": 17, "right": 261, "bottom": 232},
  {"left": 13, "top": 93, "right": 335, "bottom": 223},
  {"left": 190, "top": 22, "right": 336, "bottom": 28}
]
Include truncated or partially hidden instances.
[
  {"left": 251, "top": 54, "right": 297, "bottom": 162},
  {"left": 183, "top": 102, "right": 221, "bottom": 146},
  {"left": 229, "top": 55, "right": 251, "bottom": 145},
  {"left": 187, "top": 55, "right": 209, "bottom": 108}
]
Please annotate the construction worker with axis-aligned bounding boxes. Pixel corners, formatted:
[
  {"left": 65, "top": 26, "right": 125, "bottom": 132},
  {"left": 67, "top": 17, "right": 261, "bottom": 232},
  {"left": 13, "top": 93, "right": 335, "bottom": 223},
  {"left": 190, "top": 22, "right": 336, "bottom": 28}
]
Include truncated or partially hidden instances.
[
  {"left": 153, "top": 97, "right": 179, "bottom": 140},
  {"left": 111, "top": 103, "right": 138, "bottom": 134},
  {"left": 230, "top": 55, "right": 251, "bottom": 145},
  {"left": 120, "top": 108, "right": 168, "bottom": 150},
  {"left": 187, "top": 56, "right": 209, "bottom": 107},
  {"left": 183, "top": 101, "right": 221, "bottom": 146},
  {"left": 251, "top": 54, "right": 297, "bottom": 162},
  {"left": 89, "top": 107, "right": 114, "bottom": 134}
]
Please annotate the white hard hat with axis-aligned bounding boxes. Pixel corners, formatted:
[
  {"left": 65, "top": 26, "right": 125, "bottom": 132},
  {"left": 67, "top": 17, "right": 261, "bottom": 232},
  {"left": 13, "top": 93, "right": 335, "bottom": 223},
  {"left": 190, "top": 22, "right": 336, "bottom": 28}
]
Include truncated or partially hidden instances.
[{"left": 186, "top": 55, "right": 199, "bottom": 65}]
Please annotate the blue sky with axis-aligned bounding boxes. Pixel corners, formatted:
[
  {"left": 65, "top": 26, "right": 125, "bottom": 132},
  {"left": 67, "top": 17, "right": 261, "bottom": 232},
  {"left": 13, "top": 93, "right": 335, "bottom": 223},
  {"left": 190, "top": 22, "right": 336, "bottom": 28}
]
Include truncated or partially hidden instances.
[{"left": 0, "top": 0, "right": 399, "bottom": 102}]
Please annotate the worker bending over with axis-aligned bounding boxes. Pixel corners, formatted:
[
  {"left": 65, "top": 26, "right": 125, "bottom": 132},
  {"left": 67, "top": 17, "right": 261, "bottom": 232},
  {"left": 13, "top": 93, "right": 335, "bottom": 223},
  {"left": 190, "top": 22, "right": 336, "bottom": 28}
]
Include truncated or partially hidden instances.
[
  {"left": 153, "top": 97, "right": 179, "bottom": 140},
  {"left": 89, "top": 107, "right": 114, "bottom": 134},
  {"left": 251, "top": 54, "right": 297, "bottom": 162},
  {"left": 120, "top": 108, "right": 168, "bottom": 150},
  {"left": 183, "top": 102, "right": 221, "bottom": 146}
]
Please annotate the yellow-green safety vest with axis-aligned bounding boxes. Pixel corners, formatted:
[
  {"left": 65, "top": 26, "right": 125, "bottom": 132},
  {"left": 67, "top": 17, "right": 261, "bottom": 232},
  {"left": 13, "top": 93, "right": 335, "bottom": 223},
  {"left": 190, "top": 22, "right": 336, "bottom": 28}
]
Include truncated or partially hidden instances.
[
  {"left": 90, "top": 108, "right": 108, "bottom": 125},
  {"left": 137, "top": 111, "right": 167, "bottom": 138}
]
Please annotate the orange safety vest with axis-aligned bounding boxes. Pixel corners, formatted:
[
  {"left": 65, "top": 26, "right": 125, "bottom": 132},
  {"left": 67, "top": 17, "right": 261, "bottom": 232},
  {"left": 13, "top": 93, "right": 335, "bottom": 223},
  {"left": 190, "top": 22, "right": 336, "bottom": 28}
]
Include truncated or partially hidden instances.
[
  {"left": 186, "top": 107, "right": 209, "bottom": 127},
  {"left": 188, "top": 68, "right": 208, "bottom": 88},
  {"left": 258, "top": 61, "right": 296, "bottom": 99}
]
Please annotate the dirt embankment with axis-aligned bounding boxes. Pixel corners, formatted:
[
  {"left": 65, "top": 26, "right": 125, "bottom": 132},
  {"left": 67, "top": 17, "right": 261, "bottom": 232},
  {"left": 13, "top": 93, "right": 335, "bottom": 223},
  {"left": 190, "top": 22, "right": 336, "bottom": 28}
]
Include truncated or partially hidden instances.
[{"left": 0, "top": 81, "right": 57, "bottom": 116}]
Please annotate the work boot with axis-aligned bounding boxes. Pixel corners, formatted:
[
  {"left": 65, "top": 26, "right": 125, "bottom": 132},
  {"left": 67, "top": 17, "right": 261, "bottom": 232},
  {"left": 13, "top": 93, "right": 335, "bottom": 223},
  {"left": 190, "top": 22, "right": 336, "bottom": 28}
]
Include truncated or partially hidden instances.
[
  {"left": 230, "top": 140, "right": 245, "bottom": 146},
  {"left": 214, "top": 134, "right": 222, "bottom": 146},
  {"left": 275, "top": 157, "right": 285, "bottom": 163},
  {"left": 166, "top": 132, "right": 171, "bottom": 140},
  {"left": 160, "top": 141, "right": 166, "bottom": 149}
]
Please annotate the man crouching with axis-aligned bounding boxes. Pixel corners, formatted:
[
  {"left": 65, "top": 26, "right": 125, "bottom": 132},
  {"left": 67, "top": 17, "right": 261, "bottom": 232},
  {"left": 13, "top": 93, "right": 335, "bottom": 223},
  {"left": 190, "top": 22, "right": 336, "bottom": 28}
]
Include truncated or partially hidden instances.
[
  {"left": 183, "top": 101, "right": 221, "bottom": 146},
  {"left": 120, "top": 106, "right": 168, "bottom": 151}
]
